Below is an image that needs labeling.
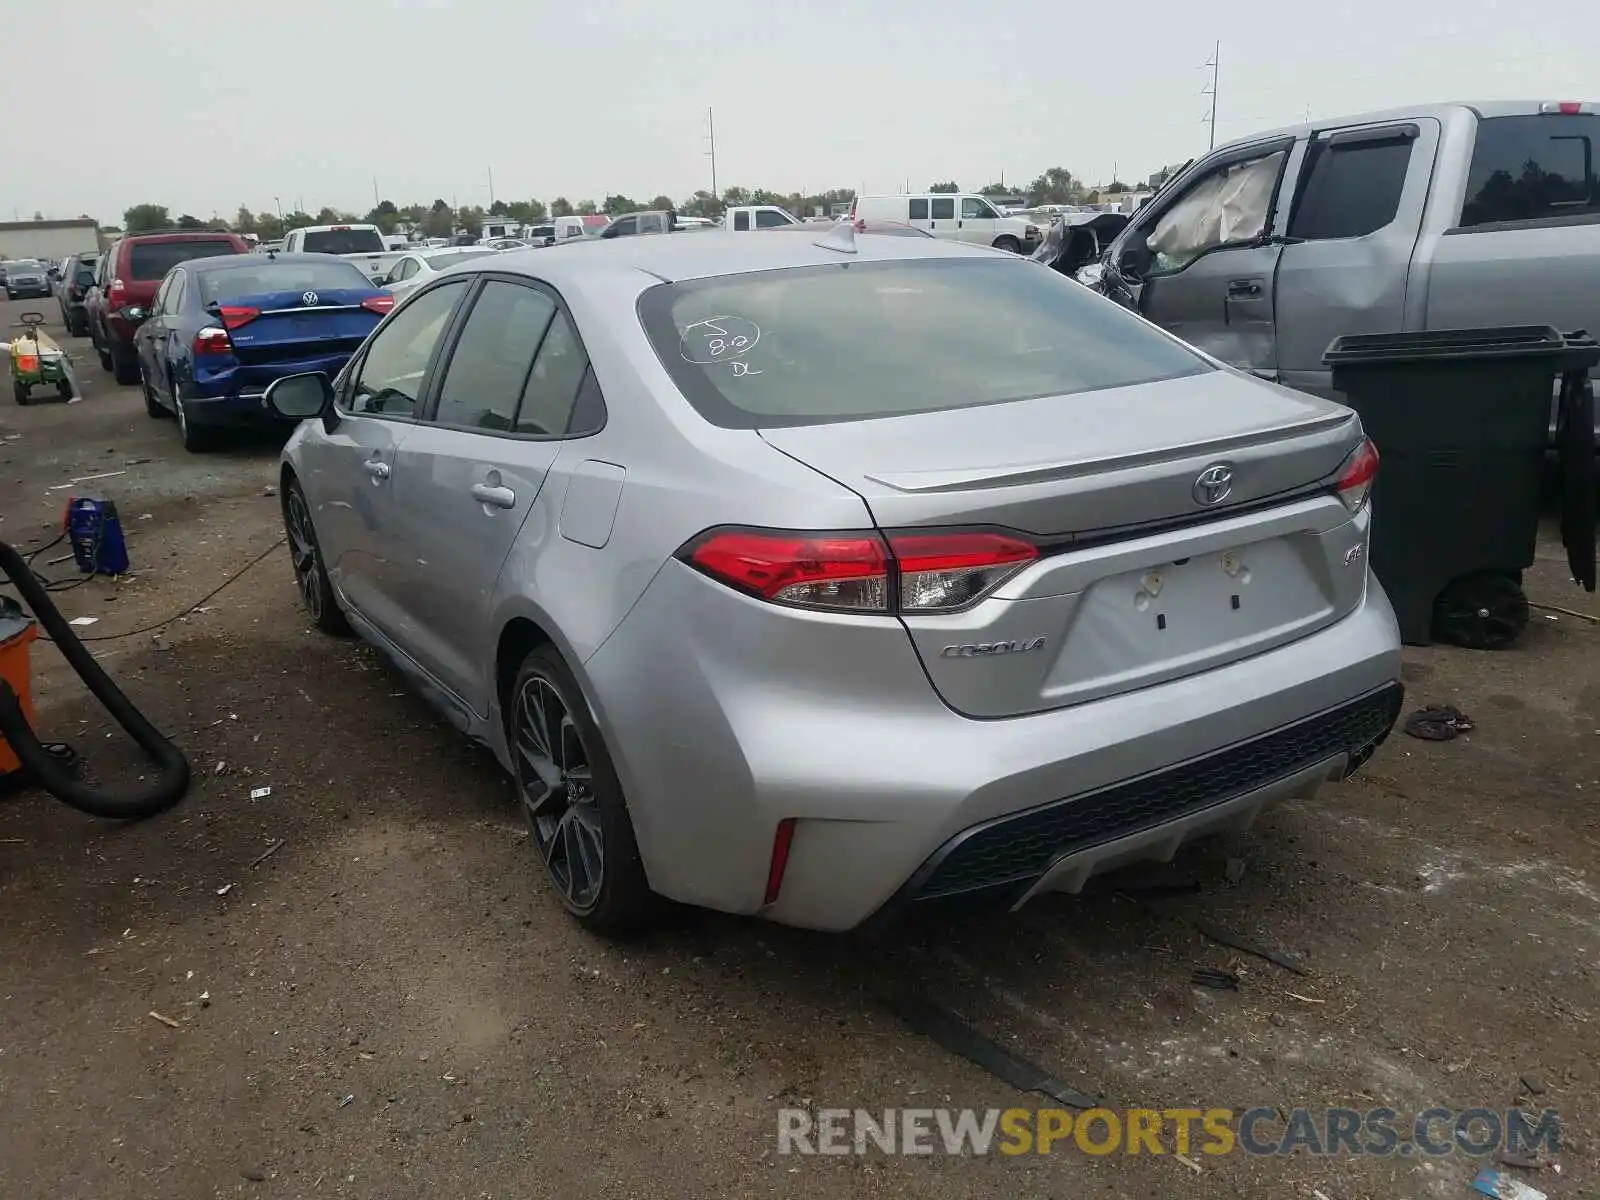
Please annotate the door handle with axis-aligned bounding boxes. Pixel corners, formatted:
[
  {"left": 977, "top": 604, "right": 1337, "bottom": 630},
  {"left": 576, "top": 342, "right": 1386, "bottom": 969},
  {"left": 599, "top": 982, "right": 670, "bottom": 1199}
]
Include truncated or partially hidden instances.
[
  {"left": 1227, "top": 279, "right": 1263, "bottom": 298},
  {"left": 363, "top": 459, "right": 391, "bottom": 480},
  {"left": 470, "top": 482, "right": 517, "bottom": 509}
]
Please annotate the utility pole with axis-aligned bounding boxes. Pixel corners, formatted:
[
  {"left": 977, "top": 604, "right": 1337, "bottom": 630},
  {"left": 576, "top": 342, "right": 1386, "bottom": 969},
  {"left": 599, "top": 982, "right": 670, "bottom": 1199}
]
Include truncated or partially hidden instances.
[
  {"left": 372, "top": 176, "right": 380, "bottom": 208},
  {"left": 705, "top": 108, "right": 718, "bottom": 202},
  {"left": 488, "top": 166, "right": 495, "bottom": 207},
  {"left": 1202, "top": 40, "right": 1220, "bottom": 150}
]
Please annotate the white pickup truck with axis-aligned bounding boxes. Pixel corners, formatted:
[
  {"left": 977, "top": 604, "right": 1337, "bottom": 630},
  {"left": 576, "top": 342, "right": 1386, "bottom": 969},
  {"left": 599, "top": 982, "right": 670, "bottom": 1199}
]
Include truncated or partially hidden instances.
[
  {"left": 280, "top": 223, "right": 403, "bottom": 284},
  {"left": 722, "top": 205, "right": 801, "bottom": 231}
]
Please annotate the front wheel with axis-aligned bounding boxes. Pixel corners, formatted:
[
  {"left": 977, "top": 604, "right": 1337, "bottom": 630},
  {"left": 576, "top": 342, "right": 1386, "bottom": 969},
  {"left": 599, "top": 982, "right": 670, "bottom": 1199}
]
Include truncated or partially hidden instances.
[
  {"left": 283, "top": 478, "right": 349, "bottom": 634},
  {"left": 508, "top": 645, "right": 660, "bottom": 934},
  {"left": 993, "top": 236, "right": 1022, "bottom": 254}
]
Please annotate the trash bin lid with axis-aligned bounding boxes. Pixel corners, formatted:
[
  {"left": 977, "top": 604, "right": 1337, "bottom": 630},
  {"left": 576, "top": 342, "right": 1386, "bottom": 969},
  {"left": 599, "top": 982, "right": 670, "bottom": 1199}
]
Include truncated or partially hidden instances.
[{"left": 1324, "top": 326, "right": 1600, "bottom": 372}]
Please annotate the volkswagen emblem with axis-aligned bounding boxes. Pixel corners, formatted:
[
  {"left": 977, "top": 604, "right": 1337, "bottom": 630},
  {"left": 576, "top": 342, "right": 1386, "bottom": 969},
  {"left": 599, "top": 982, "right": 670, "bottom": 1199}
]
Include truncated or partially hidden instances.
[
  {"left": 301, "top": 291, "right": 319, "bottom": 307},
  {"left": 1192, "top": 463, "right": 1234, "bottom": 507}
]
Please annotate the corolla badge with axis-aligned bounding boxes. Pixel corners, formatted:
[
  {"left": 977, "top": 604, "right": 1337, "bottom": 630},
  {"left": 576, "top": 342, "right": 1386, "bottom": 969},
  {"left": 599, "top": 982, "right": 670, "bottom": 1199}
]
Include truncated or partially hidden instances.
[
  {"left": 1192, "top": 463, "right": 1234, "bottom": 507},
  {"left": 301, "top": 291, "right": 319, "bottom": 306},
  {"left": 940, "top": 637, "right": 1047, "bottom": 659}
]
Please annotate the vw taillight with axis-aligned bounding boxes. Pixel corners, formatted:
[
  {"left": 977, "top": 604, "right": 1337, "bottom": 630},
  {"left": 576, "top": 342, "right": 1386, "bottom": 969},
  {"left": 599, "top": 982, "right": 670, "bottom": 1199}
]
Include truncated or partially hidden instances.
[
  {"left": 191, "top": 327, "right": 233, "bottom": 357},
  {"left": 218, "top": 305, "right": 259, "bottom": 330},
  {"left": 680, "top": 528, "right": 1038, "bottom": 614},
  {"left": 1336, "top": 438, "right": 1379, "bottom": 514},
  {"left": 361, "top": 294, "right": 394, "bottom": 316}
]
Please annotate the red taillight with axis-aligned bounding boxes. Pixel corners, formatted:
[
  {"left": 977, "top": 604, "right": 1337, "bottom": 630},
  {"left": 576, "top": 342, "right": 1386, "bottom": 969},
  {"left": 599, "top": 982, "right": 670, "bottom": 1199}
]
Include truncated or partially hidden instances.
[
  {"left": 361, "top": 294, "right": 394, "bottom": 316},
  {"left": 107, "top": 278, "right": 127, "bottom": 307},
  {"left": 1336, "top": 437, "right": 1379, "bottom": 513},
  {"left": 1561, "top": 102, "right": 1582, "bottom": 114},
  {"left": 192, "top": 326, "right": 233, "bottom": 357},
  {"left": 682, "top": 528, "right": 1038, "bottom": 613},
  {"left": 764, "top": 818, "right": 797, "bottom": 905},
  {"left": 219, "top": 305, "right": 259, "bottom": 330}
]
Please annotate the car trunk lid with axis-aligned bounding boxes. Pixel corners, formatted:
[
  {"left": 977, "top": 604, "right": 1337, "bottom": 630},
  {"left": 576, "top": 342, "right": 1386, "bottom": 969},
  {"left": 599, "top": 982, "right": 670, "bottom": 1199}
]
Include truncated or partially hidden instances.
[
  {"left": 212, "top": 288, "right": 385, "bottom": 384},
  {"left": 758, "top": 370, "right": 1371, "bottom": 718}
]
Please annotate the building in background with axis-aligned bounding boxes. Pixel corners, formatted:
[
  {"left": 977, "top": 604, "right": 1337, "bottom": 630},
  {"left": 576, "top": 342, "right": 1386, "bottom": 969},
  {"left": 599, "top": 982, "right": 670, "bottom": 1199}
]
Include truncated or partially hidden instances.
[{"left": 0, "top": 219, "right": 104, "bottom": 261}]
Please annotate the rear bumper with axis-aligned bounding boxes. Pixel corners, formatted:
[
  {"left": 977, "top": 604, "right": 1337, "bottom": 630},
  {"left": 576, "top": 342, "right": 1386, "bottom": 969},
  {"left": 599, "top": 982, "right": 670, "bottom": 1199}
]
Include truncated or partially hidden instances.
[
  {"left": 582, "top": 559, "right": 1404, "bottom": 932},
  {"left": 180, "top": 389, "right": 280, "bottom": 426}
]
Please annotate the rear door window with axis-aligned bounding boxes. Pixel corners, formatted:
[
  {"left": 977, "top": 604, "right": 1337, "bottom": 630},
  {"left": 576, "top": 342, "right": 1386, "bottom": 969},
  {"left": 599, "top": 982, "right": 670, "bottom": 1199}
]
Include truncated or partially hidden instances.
[
  {"left": 128, "top": 239, "right": 238, "bottom": 280},
  {"left": 431, "top": 281, "right": 556, "bottom": 431},
  {"left": 639, "top": 257, "right": 1210, "bottom": 429},
  {"left": 908, "top": 198, "right": 929, "bottom": 220},
  {"left": 1288, "top": 129, "right": 1415, "bottom": 240},
  {"left": 930, "top": 197, "right": 955, "bottom": 220},
  {"left": 1460, "top": 113, "right": 1599, "bottom": 227}
]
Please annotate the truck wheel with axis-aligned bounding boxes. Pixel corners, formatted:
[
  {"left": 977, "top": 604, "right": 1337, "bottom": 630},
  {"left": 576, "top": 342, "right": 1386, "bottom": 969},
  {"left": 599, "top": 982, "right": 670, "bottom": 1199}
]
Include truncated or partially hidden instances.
[{"left": 993, "top": 236, "right": 1022, "bottom": 254}]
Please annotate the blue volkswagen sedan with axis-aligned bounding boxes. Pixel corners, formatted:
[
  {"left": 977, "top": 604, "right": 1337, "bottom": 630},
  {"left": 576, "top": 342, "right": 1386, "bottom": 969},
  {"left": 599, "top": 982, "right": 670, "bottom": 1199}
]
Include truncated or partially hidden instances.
[{"left": 134, "top": 253, "right": 395, "bottom": 451}]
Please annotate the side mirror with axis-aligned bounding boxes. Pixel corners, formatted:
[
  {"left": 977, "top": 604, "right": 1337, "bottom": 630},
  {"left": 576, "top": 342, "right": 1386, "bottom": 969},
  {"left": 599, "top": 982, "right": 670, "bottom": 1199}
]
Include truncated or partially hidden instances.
[
  {"left": 1116, "top": 231, "right": 1152, "bottom": 279},
  {"left": 264, "top": 372, "right": 334, "bottom": 420}
]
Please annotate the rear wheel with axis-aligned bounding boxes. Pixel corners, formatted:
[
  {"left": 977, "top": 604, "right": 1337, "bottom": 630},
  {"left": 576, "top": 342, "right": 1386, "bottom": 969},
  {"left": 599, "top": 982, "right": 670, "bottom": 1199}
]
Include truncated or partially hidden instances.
[
  {"left": 94, "top": 327, "right": 112, "bottom": 371},
  {"left": 508, "top": 645, "right": 659, "bottom": 934},
  {"left": 140, "top": 366, "right": 167, "bottom": 418},
  {"left": 55, "top": 378, "right": 72, "bottom": 401},
  {"left": 993, "top": 235, "right": 1022, "bottom": 254},
  {"left": 110, "top": 343, "right": 139, "bottom": 385},
  {"left": 283, "top": 478, "right": 349, "bottom": 634},
  {"left": 174, "top": 389, "right": 213, "bottom": 452},
  {"left": 13, "top": 379, "right": 29, "bottom": 406},
  {"left": 1433, "top": 571, "right": 1530, "bottom": 650}
]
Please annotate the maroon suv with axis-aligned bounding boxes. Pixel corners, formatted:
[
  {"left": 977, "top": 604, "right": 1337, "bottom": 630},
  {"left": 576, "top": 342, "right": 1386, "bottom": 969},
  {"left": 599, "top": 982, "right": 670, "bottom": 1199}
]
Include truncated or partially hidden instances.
[{"left": 87, "top": 230, "right": 251, "bottom": 384}]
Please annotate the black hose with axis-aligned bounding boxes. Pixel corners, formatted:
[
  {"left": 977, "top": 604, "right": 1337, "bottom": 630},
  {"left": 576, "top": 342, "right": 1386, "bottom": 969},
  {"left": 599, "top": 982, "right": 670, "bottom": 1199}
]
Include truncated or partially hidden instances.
[{"left": 0, "top": 540, "right": 189, "bottom": 819}]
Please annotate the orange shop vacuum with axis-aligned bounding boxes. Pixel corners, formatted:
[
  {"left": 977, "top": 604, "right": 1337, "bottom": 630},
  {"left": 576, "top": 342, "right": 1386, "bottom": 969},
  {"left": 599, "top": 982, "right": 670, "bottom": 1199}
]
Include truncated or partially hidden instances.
[{"left": 0, "top": 541, "right": 189, "bottom": 818}]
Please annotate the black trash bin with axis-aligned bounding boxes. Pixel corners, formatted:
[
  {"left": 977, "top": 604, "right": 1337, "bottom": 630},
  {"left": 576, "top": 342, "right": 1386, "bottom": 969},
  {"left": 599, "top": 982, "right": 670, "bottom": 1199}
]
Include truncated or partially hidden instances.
[{"left": 1323, "top": 326, "right": 1598, "bottom": 649}]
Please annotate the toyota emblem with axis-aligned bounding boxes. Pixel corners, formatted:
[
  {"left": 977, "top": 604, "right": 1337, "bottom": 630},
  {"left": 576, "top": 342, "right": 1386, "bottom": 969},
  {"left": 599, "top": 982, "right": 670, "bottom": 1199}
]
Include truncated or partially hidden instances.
[
  {"left": 1192, "top": 463, "right": 1234, "bottom": 507},
  {"left": 301, "top": 291, "right": 319, "bottom": 306}
]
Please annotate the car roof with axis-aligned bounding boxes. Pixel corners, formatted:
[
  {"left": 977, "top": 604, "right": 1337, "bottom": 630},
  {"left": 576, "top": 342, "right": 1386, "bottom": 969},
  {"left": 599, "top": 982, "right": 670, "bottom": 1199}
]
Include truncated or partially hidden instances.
[
  {"left": 467, "top": 227, "right": 1000, "bottom": 288},
  {"left": 1215, "top": 99, "right": 1598, "bottom": 153}
]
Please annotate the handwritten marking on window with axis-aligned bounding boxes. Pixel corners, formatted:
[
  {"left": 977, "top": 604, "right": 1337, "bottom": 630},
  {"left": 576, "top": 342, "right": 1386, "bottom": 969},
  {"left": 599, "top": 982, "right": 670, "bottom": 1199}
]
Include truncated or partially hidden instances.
[
  {"left": 730, "top": 360, "right": 762, "bottom": 376},
  {"left": 680, "top": 315, "right": 762, "bottom": 364}
]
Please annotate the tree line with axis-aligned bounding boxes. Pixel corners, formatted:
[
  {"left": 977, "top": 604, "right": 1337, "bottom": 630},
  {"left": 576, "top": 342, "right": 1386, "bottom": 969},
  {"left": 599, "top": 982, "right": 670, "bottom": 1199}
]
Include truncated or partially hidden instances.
[{"left": 118, "top": 167, "right": 1137, "bottom": 239}]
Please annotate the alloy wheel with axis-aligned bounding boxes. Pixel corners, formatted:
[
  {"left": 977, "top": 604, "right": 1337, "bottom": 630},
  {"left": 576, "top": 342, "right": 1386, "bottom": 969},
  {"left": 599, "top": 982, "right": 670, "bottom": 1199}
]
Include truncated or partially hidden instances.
[
  {"left": 514, "top": 676, "right": 604, "bottom": 911},
  {"left": 284, "top": 488, "right": 324, "bottom": 621}
]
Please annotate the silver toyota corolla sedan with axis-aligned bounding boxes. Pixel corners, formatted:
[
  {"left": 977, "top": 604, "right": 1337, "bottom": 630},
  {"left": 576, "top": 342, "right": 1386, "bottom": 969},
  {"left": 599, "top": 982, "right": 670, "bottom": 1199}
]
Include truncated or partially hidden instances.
[{"left": 265, "top": 228, "right": 1404, "bottom": 935}]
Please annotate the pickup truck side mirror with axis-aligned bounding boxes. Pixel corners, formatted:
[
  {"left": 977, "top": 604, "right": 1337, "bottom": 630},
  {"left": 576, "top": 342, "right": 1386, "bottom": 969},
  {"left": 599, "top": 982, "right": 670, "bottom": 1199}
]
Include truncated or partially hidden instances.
[{"left": 1116, "top": 230, "right": 1152, "bottom": 279}]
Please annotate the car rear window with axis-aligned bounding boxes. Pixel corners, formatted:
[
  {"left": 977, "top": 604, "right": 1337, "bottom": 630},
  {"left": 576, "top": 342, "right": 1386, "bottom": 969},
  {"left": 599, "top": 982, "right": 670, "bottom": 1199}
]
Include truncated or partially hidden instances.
[
  {"left": 300, "top": 228, "right": 385, "bottom": 254},
  {"left": 1461, "top": 113, "right": 1600, "bottom": 228},
  {"left": 637, "top": 257, "right": 1211, "bottom": 428},
  {"left": 129, "top": 240, "right": 238, "bottom": 280},
  {"left": 198, "top": 260, "right": 374, "bottom": 304}
]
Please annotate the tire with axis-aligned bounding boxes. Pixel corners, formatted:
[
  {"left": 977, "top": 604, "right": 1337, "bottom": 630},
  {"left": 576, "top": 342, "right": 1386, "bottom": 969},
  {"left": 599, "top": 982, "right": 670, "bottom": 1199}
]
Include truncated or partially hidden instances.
[
  {"left": 507, "top": 644, "right": 660, "bottom": 934},
  {"left": 1432, "top": 571, "right": 1530, "bottom": 651},
  {"left": 94, "top": 330, "right": 112, "bottom": 371},
  {"left": 282, "top": 477, "right": 349, "bottom": 635},
  {"left": 140, "top": 366, "right": 167, "bottom": 418},
  {"left": 56, "top": 378, "right": 72, "bottom": 401},
  {"left": 13, "top": 379, "right": 29, "bottom": 406},
  {"left": 993, "top": 236, "right": 1022, "bottom": 254},
  {"left": 111, "top": 343, "right": 139, "bottom": 385},
  {"left": 174, "top": 391, "right": 213, "bottom": 452}
]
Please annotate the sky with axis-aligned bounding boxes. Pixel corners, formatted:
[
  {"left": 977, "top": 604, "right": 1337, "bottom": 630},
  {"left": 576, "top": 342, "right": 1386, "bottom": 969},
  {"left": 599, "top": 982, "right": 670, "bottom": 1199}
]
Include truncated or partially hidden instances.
[{"left": 5, "top": 0, "right": 1597, "bottom": 225}]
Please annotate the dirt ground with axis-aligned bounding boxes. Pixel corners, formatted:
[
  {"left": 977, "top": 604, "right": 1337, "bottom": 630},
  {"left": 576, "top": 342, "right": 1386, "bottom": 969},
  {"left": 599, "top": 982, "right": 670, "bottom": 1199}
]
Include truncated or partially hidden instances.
[{"left": 0, "top": 295, "right": 1596, "bottom": 1200}]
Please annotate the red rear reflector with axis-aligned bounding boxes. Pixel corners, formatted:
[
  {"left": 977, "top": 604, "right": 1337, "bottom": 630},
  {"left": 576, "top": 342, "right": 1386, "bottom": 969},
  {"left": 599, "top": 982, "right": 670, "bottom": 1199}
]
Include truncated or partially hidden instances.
[
  {"left": 192, "top": 327, "right": 232, "bottom": 356},
  {"left": 361, "top": 294, "right": 394, "bottom": 315},
  {"left": 764, "top": 818, "right": 797, "bottom": 905},
  {"left": 1336, "top": 437, "right": 1380, "bottom": 513},
  {"left": 219, "top": 305, "right": 259, "bottom": 330}
]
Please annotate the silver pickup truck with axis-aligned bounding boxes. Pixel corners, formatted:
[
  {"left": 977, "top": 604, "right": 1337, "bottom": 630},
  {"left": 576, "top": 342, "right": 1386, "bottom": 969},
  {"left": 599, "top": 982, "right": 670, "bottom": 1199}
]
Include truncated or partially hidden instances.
[{"left": 1096, "top": 100, "right": 1599, "bottom": 433}]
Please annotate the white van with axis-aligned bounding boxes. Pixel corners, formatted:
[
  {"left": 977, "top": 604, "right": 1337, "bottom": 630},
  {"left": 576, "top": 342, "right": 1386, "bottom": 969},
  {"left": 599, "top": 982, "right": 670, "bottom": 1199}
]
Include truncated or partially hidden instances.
[{"left": 851, "top": 194, "right": 1040, "bottom": 253}]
